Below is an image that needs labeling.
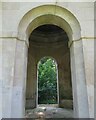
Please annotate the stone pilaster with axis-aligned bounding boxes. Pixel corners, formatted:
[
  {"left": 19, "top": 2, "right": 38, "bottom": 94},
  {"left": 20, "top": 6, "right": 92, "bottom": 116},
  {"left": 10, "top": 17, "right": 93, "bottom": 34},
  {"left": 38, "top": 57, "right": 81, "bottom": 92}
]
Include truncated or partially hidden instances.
[
  {"left": 70, "top": 39, "right": 89, "bottom": 118},
  {"left": 2, "top": 37, "right": 28, "bottom": 118}
]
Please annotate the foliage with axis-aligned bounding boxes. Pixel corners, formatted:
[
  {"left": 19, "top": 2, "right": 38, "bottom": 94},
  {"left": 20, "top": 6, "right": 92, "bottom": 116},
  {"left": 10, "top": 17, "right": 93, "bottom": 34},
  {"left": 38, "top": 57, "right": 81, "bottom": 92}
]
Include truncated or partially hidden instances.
[{"left": 38, "top": 57, "right": 57, "bottom": 104}]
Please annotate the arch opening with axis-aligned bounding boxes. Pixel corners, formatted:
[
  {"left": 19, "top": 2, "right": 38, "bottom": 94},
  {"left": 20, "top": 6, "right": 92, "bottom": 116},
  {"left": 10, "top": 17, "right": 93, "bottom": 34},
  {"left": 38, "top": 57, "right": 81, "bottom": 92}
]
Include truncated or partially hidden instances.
[
  {"left": 37, "top": 57, "right": 59, "bottom": 106},
  {"left": 25, "top": 24, "right": 73, "bottom": 118}
]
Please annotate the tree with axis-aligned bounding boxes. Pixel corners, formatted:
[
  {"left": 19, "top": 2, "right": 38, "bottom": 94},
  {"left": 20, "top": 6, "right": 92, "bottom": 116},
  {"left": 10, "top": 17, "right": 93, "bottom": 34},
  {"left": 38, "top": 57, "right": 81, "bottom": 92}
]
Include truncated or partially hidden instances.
[{"left": 38, "top": 57, "right": 57, "bottom": 104}]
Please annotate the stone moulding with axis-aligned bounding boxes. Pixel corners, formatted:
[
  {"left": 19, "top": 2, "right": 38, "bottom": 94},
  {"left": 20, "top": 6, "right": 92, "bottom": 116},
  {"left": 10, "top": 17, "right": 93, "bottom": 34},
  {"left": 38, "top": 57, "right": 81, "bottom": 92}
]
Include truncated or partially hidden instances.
[{"left": 18, "top": 5, "right": 81, "bottom": 44}]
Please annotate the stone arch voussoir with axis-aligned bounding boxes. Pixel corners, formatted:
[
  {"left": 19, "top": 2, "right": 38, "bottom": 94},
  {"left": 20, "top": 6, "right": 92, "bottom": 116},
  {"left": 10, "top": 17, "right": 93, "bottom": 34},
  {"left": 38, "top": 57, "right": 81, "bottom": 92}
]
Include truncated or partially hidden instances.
[{"left": 18, "top": 5, "right": 81, "bottom": 44}]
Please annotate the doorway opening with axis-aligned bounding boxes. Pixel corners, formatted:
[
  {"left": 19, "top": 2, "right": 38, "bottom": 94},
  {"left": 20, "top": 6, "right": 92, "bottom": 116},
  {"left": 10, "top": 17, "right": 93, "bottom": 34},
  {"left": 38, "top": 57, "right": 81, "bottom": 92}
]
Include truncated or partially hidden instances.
[
  {"left": 25, "top": 24, "right": 73, "bottom": 118},
  {"left": 37, "top": 57, "right": 59, "bottom": 106}
]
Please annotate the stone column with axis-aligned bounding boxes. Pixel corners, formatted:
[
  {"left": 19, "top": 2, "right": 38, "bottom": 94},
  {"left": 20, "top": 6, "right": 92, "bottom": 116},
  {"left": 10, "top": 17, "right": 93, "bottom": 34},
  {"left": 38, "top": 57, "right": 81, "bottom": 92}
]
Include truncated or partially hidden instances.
[
  {"left": 11, "top": 39, "right": 28, "bottom": 118},
  {"left": 82, "top": 38, "right": 94, "bottom": 118},
  {"left": 2, "top": 38, "right": 28, "bottom": 118},
  {"left": 70, "top": 39, "right": 89, "bottom": 118}
]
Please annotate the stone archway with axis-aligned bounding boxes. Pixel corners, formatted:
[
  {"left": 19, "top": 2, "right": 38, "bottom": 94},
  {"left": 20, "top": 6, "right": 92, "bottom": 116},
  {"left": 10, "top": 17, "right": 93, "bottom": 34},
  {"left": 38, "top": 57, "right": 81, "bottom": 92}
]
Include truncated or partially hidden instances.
[
  {"left": 26, "top": 24, "right": 72, "bottom": 111},
  {"left": 12, "top": 5, "right": 89, "bottom": 118}
]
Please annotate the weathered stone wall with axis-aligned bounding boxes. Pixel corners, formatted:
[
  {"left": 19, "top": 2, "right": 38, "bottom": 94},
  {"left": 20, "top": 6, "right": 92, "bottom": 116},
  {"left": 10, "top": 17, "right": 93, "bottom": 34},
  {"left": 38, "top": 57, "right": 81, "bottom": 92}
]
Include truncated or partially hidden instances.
[{"left": 0, "top": 1, "right": 94, "bottom": 118}]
